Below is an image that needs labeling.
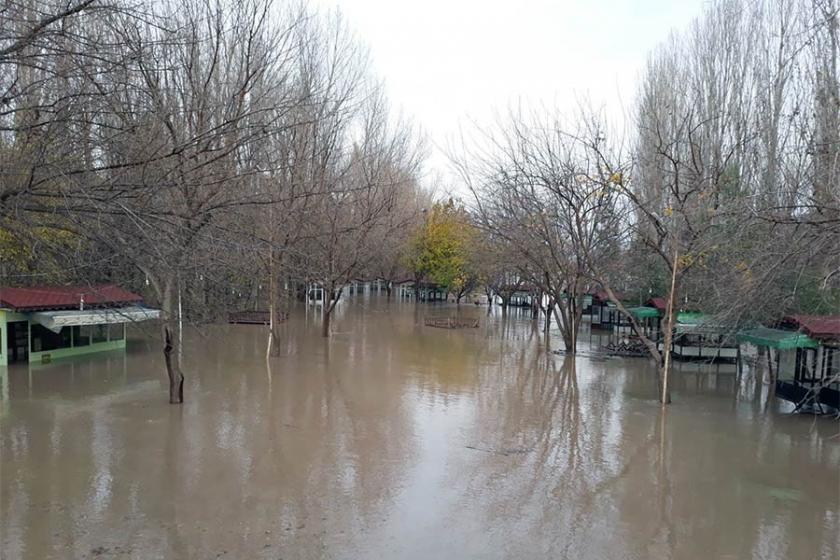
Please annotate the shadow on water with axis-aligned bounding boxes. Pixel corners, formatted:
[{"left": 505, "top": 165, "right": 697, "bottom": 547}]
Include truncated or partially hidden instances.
[{"left": 0, "top": 297, "right": 838, "bottom": 559}]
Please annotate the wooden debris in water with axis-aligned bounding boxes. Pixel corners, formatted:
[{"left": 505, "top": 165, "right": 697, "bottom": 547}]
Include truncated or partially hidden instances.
[
  {"left": 424, "top": 317, "right": 479, "bottom": 329},
  {"left": 228, "top": 310, "right": 287, "bottom": 325}
]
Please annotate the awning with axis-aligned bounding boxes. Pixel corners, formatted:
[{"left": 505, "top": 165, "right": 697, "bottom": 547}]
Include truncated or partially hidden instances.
[
  {"left": 675, "top": 324, "right": 730, "bottom": 335},
  {"left": 676, "top": 312, "right": 706, "bottom": 325},
  {"left": 628, "top": 306, "right": 660, "bottom": 319},
  {"left": 32, "top": 306, "right": 161, "bottom": 333},
  {"left": 736, "top": 327, "right": 819, "bottom": 350},
  {"left": 672, "top": 312, "right": 729, "bottom": 335}
]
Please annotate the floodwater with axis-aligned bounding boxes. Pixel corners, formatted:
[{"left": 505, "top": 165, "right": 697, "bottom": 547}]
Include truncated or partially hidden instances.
[{"left": 1, "top": 297, "right": 839, "bottom": 560}]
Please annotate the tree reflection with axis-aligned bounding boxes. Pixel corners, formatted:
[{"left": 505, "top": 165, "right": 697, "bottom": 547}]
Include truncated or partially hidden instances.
[{"left": 1, "top": 300, "right": 838, "bottom": 558}]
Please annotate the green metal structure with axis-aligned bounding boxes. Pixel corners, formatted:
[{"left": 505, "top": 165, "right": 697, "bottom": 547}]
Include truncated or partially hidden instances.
[
  {"left": 736, "top": 327, "right": 820, "bottom": 350},
  {"left": 627, "top": 306, "right": 660, "bottom": 319}
]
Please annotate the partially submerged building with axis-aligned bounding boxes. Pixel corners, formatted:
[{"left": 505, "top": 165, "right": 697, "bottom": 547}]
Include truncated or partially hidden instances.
[
  {"left": 668, "top": 312, "right": 739, "bottom": 362},
  {"left": 737, "top": 315, "right": 840, "bottom": 411},
  {"left": 588, "top": 290, "right": 628, "bottom": 330},
  {"left": 394, "top": 279, "right": 446, "bottom": 302},
  {"left": 612, "top": 303, "right": 738, "bottom": 363},
  {"left": 0, "top": 285, "right": 159, "bottom": 365},
  {"left": 624, "top": 305, "right": 662, "bottom": 338}
]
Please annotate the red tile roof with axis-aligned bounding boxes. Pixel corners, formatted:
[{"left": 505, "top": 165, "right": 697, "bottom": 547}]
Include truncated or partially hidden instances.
[
  {"left": 647, "top": 297, "right": 667, "bottom": 311},
  {"left": 782, "top": 315, "right": 840, "bottom": 340},
  {"left": 0, "top": 285, "right": 143, "bottom": 311}
]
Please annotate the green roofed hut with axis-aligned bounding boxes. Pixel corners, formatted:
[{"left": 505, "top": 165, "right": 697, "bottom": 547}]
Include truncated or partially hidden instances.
[
  {"left": 598, "top": 305, "right": 663, "bottom": 358},
  {"left": 0, "top": 285, "right": 160, "bottom": 366},
  {"left": 662, "top": 312, "right": 739, "bottom": 363},
  {"left": 621, "top": 297, "right": 669, "bottom": 338},
  {"left": 737, "top": 315, "right": 840, "bottom": 412},
  {"left": 736, "top": 327, "right": 819, "bottom": 350},
  {"left": 619, "top": 306, "right": 662, "bottom": 338}
]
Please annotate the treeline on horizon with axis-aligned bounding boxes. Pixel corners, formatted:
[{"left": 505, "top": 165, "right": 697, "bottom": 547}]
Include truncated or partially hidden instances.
[{"left": 0, "top": 0, "right": 838, "bottom": 402}]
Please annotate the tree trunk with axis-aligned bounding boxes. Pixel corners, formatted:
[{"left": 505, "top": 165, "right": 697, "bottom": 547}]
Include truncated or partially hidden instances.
[
  {"left": 553, "top": 302, "right": 574, "bottom": 352},
  {"left": 163, "top": 324, "right": 184, "bottom": 404},
  {"left": 321, "top": 285, "right": 342, "bottom": 338},
  {"left": 660, "top": 252, "right": 680, "bottom": 405},
  {"left": 321, "top": 307, "right": 331, "bottom": 338},
  {"left": 161, "top": 279, "right": 185, "bottom": 404},
  {"left": 544, "top": 298, "right": 554, "bottom": 343},
  {"left": 267, "top": 249, "right": 282, "bottom": 357},
  {"left": 545, "top": 300, "right": 553, "bottom": 330}
]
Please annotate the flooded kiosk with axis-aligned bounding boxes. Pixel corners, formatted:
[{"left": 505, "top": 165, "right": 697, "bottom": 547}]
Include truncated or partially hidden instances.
[
  {"left": 738, "top": 315, "right": 840, "bottom": 412},
  {"left": 0, "top": 285, "right": 160, "bottom": 366}
]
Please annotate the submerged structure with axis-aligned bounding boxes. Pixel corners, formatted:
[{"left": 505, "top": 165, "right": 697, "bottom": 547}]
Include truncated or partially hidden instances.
[
  {"left": 588, "top": 290, "right": 627, "bottom": 330},
  {"left": 624, "top": 305, "right": 662, "bottom": 338},
  {"left": 0, "top": 285, "right": 159, "bottom": 365},
  {"left": 737, "top": 315, "right": 840, "bottom": 411},
  {"left": 394, "top": 279, "right": 446, "bottom": 301},
  {"left": 668, "top": 312, "right": 739, "bottom": 362},
  {"left": 612, "top": 303, "right": 738, "bottom": 363}
]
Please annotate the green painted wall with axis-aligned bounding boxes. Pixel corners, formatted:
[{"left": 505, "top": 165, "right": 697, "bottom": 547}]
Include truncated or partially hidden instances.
[
  {"left": 29, "top": 338, "right": 126, "bottom": 364},
  {"left": 0, "top": 311, "right": 6, "bottom": 367},
  {"left": 0, "top": 312, "right": 128, "bottom": 366}
]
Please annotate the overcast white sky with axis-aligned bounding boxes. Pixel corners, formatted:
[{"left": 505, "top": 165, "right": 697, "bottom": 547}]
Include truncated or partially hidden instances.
[{"left": 311, "top": 0, "right": 705, "bottom": 185}]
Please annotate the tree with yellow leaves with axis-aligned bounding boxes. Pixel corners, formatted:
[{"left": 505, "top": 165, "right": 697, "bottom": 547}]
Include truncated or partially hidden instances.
[{"left": 402, "top": 199, "right": 479, "bottom": 303}]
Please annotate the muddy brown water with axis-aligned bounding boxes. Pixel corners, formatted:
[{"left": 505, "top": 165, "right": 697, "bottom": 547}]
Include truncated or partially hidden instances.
[{"left": 1, "top": 298, "right": 839, "bottom": 559}]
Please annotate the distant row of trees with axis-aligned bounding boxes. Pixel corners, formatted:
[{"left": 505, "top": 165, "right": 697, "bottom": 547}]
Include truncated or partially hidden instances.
[
  {"left": 460, "top": 0, "right": 840, "bottom": 403},
  {"left": 0, "top": 0, "right": 428, "bottom": 402}
]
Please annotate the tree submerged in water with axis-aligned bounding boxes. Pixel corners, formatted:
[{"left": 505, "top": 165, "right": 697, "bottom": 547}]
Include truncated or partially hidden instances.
[
  {"left": 0, "top": 0, "right": 427, "bottom": 403},
  {"left": 403, "top": 199, "right": 480, "bottom": 303},
  {"left": 2, "top": 0, "right": 839, "bottom": 407}
]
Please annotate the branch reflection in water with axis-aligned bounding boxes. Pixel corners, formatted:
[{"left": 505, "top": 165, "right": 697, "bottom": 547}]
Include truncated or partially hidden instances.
[{"left": 0, "top": 299, "right": 838, "bottom": 559}]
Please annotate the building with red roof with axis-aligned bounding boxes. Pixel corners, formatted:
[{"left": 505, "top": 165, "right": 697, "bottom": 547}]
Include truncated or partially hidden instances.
[
  {"left": 737, "top": 314, "right": 840, "bottom": 412},
  {"left": 1, "top": 284, "right": 159, "bottom": 366},
  {"left": 646, "top": 297, "right": 667, "bottom": 313},
  {"left": 587, "top": 288, "right": 629, "bottom": 330},
  {"left": 780, "top": 315, "right": 840, "bottom": 343},
  {"left": 0, "top": 285, "right": 143, "bottom": 312}
]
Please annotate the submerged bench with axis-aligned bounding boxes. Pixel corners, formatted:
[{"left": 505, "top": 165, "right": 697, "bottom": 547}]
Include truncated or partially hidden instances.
[
  {"left": 424, "top": 317, "right": 479, "bottom": 329},
  {"left": 228, "top": 311, "right": 287, "bottom": 325}
]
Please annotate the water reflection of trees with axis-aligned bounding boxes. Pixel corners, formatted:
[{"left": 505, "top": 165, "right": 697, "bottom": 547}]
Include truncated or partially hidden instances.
[
  {"left": 1, "top": 309, "right": 419, "bottom": 558},
  {"left": 1, "top": 303, "right": 838, "bottom": 558},
  {"left": 455, "top": 333, "right": 839, "bottom": 559}
]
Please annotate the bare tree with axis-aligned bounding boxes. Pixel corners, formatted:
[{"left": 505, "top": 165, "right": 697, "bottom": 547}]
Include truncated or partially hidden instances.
[
  {"left": 302, "top": 89, "right": 423, "bottom": 337},
  {"left": 457, "top": 107, "right": 626, "bottom": 353},
  {"left": 33, "top": 0, "right": 303, "bottom": 403}
]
